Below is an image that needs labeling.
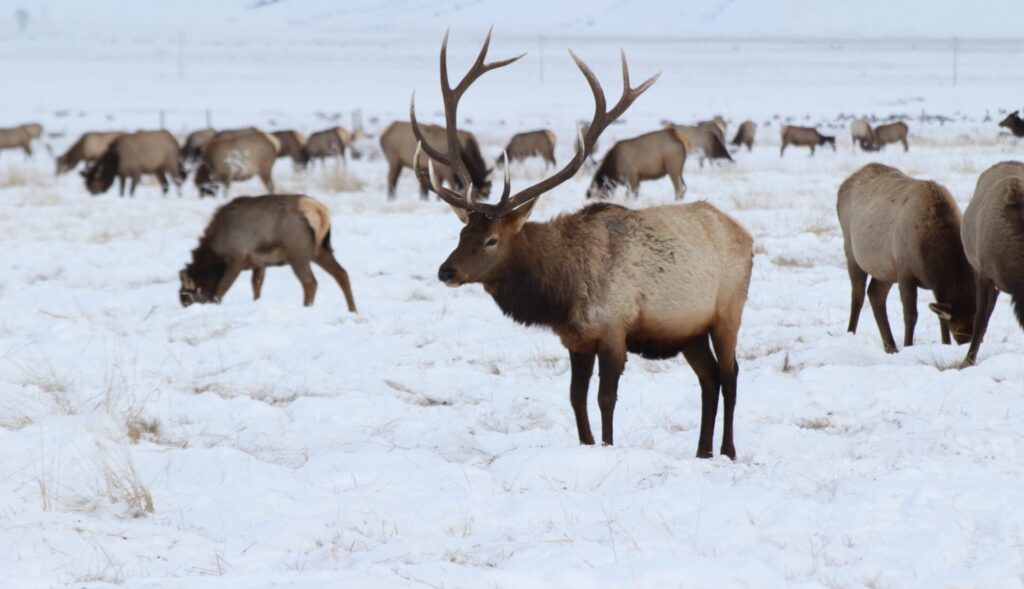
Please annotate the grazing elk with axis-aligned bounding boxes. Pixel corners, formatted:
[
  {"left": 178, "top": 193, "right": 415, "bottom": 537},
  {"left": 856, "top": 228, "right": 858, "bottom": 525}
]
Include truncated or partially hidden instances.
[
  {"left": 672, "top": 122, "right": 732, "bottom": 167},
  {"left": 181, "top": 128, "right": 216, "bottom": 164},
  {"left": 588, "top": 128, "right": 690, "bottom": 199},
  {"left": 730, "top": 121, "right": 756, "bottom": 151},
  {"left": 194, "top": 130, "right": 277, "bottom": 197},
  {"left": 272, "top": 130, "right": 307, "bottom": 167},
  {"left": 780, "top": 125, "right": 835, "bottom": 157},
  {"left": 303, "top": 127, "right": 353, "bottom": 166},
  {"left": 850, "top": 118, "right": 875, "bottom": 151},
  {"left": 414, "top": 30, "right": 753, "bottom": 458},
  {"left": 20, "top": 123, "right": 42, "bottom": 139},
  {"left": 838, "top": 163, "right": 975, "bottom": 353},
  {"left": 82, "top": 130, "right": 185, "bottom": 196},
  {"left": 873, "top": 121, "right": 909, "bottom": 152},
  {"left": 499, "top": 129, "right": 557, "bottom": 167},
  {"left": 0, "top": 126, "right": 33, "bottom": 158},
  {"left": 380, "top": 120, "right": 492, "bottom": 199},
  {"left": 56, "top": 131, "right": 123, "bottom": 174},
  {"left": 959, "top": 161, "right": 1024, "bottom": 367},
  {"left": 179, "top": 194, "right": 356, "bottom": 312},
  {"left": 999, "top": 112, "right": 1024, "bottom": 138}
]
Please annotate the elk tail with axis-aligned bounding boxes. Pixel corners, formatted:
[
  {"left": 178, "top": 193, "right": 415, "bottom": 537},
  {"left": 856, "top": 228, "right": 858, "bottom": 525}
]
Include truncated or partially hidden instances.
[{"left": 668, "top": 126, "right": 693, "bottom": 153}]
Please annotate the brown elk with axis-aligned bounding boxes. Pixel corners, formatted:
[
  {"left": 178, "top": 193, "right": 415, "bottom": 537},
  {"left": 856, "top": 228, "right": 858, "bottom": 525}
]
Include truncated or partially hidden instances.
[
  {"left": 780, "top": 125, "right": 835, "bottom": 157},
  {"left": 55, "top": 131, "right": 122, "bottom": 174},
  {"left": 0, "top": 126, "right": 33, "bottom": 158},
  {"left": 873, "top": 121, "right": 909, "bottom": 151},
  {"left": 82, "top": 130, "right": 185, "bottom": 196},
  {"left": 500, "top": 130, "right": 556, "bottom": 167},
  {"left": 181, "top": 128, "right": 216, "bottom": 163},
  {"left": 415, "top": 30, "right": 753, "bottom": 458},
  {"left": 380, "top": 120, "right": 492, "bottom": 199},
  {"left": 303, "top": 127, "right": 353, "bottom": 166},
  {"left": 838, "top": 163, "right": 975, "bottom": 353},
  {"left": 730, "top": 121, "right": 756, "bottom": 151},
  {"left": 272, "top": 130, "right": 307, "bottom": 167},
  {"left": 999, "top": 112, "right": 1024, "bottom": 137},
  {"left": 959, "top": 161, "right": 1024, "bottom": 367},
  {"left": 672, "top": 122, "right": 732, "bottom": 166},
  {"left": 194, "top": 130, "right": 277, "bottom": 197},
  {"left": 850, "top": 119, "right": 875, "bottom": 151},
  {"left": 179, "top": 194, "right": 356, "bottom": 312},
  {"left": 587, "top": 128, "right": 690, "bottom": 199}
]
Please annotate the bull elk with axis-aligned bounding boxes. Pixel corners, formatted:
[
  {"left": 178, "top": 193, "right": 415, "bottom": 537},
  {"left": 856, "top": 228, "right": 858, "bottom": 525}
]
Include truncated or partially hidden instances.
[
  {"left": 959, "top": 161, "right": 1024, "bottom": 367},
  {"left": 999, "top": 112, "right": 1024, "bottom": 138},
  {"left": 838, "top": 164, "right": 975, "bottom": 353},
  {"left": 780, "top": 125, "right": 835, "bottom": 157},
  {"left": 499, "top": 129, "right": 557, "bottom": 167},
  {"left": 730, "top": 121, "right": 756, "bottom": 151},
  {"left": 56, "top": 131, "right": 122, "bottom": 174},
  {"left": 179, "top": 194, "right": 356, "bottom": 312},
  {"left": 194, "top": 130, "right": 278, "bottom": 197},
  {"left": 414, "top": 30, "right": 753, "bottom": 458},
  {"left": 82, "top": 130, "right": 185, "bottom": 196},
  {"left": 587, "top": 128, "right": 690, "bottom": 199},
  {"left": 380, "top": 120, "right": 491, "bottom": 200}
]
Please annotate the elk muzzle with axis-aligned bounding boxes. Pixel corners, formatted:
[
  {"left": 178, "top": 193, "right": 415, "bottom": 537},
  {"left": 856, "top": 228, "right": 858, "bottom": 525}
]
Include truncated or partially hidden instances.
[{"left": 437, "top": 263, "right": 460, "bottom": 287}]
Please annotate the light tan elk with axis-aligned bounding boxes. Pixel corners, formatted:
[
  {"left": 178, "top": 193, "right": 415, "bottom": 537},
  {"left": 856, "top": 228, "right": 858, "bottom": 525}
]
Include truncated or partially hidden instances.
[
  {"left": 0, "top": 126, "right": 33, "bottom": 158},
  {"left": 272, "top": 130, "right": 307, "bottom": 167},
  {"left": 780, "top": 125, "right": 835, "bottom": 156},
  {"left": 959, "top": 161, "right": 1024, "bottom": 367},
  {"left": 500, "top": 129, "right": 557, "bottom": 167},
  {"left": 587, "top": 128, "right": 690, "bottom": 199},
  {"left": 303, "top": 127, "right": 353, "bottom": 166},
  {"left": 55, "top": 131, "right": 122, "bottom": 174},
  {"left": 838, "top": 163, "right": 975, "bottom": 353},
  {"left": 415, "top": 30, "right": 753, "bottom": 458},
  {"left": 673, "top": 122, "right": 732, "bottom": 166},
  {"left": 730, "top": 121, "right": 756, "bottom": 151},
  {"left": 82, "top": 130, "right": 185, "bottom": 196},
  {"left": 179, "top": 194, "right": 356, "bottom": 312},
  {"left": 20, "top": 123, "right": 43, "bottom": 139},
  {"left": 380, "top": 120, "right": 492, "bottom": 199},
  {"left": 181, "top": 128, "right": 216, "bottom": 163},
  {"left": 850, "top": 118, "right": 875, "bottom": 151},
  {"left": 195, "top": 130, "right": 277, "bottom": 197},
  {"left": 873, "top": 121, "right": 909, "bottom": 151}
]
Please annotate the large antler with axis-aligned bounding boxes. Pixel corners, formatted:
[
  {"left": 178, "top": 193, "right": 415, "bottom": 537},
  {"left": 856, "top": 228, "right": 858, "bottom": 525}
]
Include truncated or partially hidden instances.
[{"left": 412, "top": 30, "right": 659, "bottom": 218}]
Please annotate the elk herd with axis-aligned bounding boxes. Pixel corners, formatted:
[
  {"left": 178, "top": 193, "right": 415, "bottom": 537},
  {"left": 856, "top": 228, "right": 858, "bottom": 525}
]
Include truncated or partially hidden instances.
[{"left": 3, "top": 30, "right": 1024, "bottom": 460}]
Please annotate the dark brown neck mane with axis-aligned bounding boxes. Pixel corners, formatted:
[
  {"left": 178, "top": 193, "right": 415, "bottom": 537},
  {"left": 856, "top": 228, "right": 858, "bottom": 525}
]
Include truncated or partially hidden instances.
[{"left": 185, "top": 237, "right": 226, "bottom": 295}]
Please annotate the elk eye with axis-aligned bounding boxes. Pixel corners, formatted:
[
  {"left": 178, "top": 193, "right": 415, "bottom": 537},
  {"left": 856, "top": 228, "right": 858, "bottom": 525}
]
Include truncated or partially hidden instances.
[{"left": 484, "top": 236, "right": 498, "bottom": 248}]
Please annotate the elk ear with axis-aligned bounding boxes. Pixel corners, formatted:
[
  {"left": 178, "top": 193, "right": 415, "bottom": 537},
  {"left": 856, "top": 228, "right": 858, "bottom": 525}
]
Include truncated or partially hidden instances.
[
  {"left": 448, "top": 205, "right": 469, "bottom": 224},
  {"left": 179, "top": 270, "right": 196, "bottom": 290},
  {"left": 929, "top": 302, "right": 953, "bottom": 321},
  {"left": 506, "top": 198, "right": 538, "bottom": 234}
]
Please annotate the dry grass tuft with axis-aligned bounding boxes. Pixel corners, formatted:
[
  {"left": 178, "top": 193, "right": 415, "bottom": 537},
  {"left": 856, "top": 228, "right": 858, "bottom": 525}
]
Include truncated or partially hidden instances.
[
  {"left": 316, "top": 165, "right": 366, "bottom": 193},
  {"left": 97, "top": 446, "right": 154, "bottom": 518},
  {"left": 772, "top": 256, "right": 815, "bottom": 268}
]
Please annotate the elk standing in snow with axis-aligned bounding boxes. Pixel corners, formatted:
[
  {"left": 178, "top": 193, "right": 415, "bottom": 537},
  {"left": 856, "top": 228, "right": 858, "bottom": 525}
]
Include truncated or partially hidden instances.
[
  {"left": 272, "top": 130, "right": 307, "bottom": 167},
  {"left": 838, "top": 164, "right": 975, "bottom": 353},
  {"left": 850, "top": 119, "right": 875, "bottom": 151},
  {"left": 587, "top": 128, "right": 690, "bottom": 199},
  {"left": 780, "top": 125, "right": 835, "bottom": 157},
  {"left": 181, "top": 128, "right": 216, "bottom": 164},
  {"left": 194, "top": 130, "right": 278, "bottom": 197},
  {"left": 499, "top": 129, "right": 557, "bottom": 167},
  {"left": 415, "top": 30, "right": 753, "bottom": 458},
  {"left": 0, "top": 126, "right": 33, "bottom": 158},
  {"left": 179, "top": 194, "right": 356, "bottom": 312},
  {"left": 380, "top": 120, "right": 491, "bottom": 199},
  {"left": 730, "top": 121, "right": 756, "bottom": 151},
  {"left": 873, "top": 121, "right": 909, "bottom": 152},
  {"left": 82, "top": 130, "right": 185, "bottom": 196},
  {"left": 56, "top": 131, "right": 123, "bottom": 174}
]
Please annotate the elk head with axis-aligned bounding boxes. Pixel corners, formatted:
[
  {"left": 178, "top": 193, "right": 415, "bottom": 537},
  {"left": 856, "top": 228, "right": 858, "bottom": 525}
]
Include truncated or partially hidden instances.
[
  {"left": 928, "top": 302, "right": 974, "bottom": 345},
  {"left": 411, "top": 29, "right": 658, "bottom": 287},
  {"left": 999, "top": 112, "right": 1020, "bottom": 129}
]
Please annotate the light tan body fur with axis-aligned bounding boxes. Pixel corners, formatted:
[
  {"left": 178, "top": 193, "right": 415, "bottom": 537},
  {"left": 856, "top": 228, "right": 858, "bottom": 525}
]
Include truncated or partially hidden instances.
[
  {"left": 503, "top": 129, "right": 557, "bottom": 166},
  {"left": 380, "top": 121, "right": 490, "bottom": 199},
  {"left": 730, "top": 121, "right": 756, "bottom": 151},
  {"left": 959, "top": 161, "right": 1024, "bottom": 365},
  {"left": 850, "top": 119, "right": 875, "bottom": 151},
  {"left": 56, "top": 131, "right": 123, "bottom": 173},
  {"left": 589, "top": 128, "right": 689, "bottom": 199},
  {"left": 838, "top": 163, "right": 975, "bottom": 352},
  {"left": 780, "top": 125, "right": 835, "bottom": 156},
  {"left": 20, "top": 123, "right": 42, "bottom": 138},
  {"left": 0, "top": 126, "right": 33, "bottom": 157},
  {"left": 195, "top": 131, "right": 276, "bottom": 197},
  {"left": 83, "top": 130, "right": 184, "bottom": 196},
  {"left": 674, "top": 123, "right": 731, "bottom": 165},
  {"left": 873, "top": 121, "right": 909, "bottom": 151}
]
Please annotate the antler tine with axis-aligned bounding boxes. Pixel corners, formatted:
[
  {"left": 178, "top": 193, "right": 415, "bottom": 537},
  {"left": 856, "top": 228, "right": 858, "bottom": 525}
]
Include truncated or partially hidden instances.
[
  {"left": 409, "top": 93, "right": 452, "bottom": 165},
  {"left": 413, "top": 141, "right": 472, "bottom": 211}
]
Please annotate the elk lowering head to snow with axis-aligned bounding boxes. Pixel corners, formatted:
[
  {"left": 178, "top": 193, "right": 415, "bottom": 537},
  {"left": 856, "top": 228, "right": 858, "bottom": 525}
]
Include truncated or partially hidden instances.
[
  {"left": 82, "top": 130, "right": 185, "bottom": 196},
  {"left": 272, "top": 130, "right": 307, "bottom": 167},
  {"left": 999, "top": 112, "right": 1024, "bottom": 137},
  {"left": 303, "top": 127, "right": 354, "bottom": 166},
  {"left": 194, "top": 130, "right": 278, "bottom": 197},
  {"left": 958, "top": 161, "right": 1024, "bottom": 366},
  {"left": 181, "top": 128, "right": 216, "bottom": 164},
  {"left": 730, "top": 121, "right": 756, "bottom": 151},
  {"left": 838, "top": 163, "right": 975, "bottom": 353},
  {"left": 380, "top": 120, "right": 492, "bottom": 200},
  {"left": 587, "top": 127, "right": 690, "bottom": 199},
  {"left": 179, "top": 194, "right": 356, "bottom": 312},
  {"left": 415, "top": 30, "right": 753, "bottom": 459},
  {"left": 499, "top": 129, "right": 557, "bottom": 167},
  {"left": 0, "top": 126, "right": 33, "bottom": 158},
  {"left": 850, "top": 119, "right": 875, "bottom": 151},
  {"left": 56, "top": 131, "right": 122, "bottom": 174},
  {"left": 671, "top": 122, "right": 732, "bottom": 167},
  {"left": 780, "top": 125, "right": 835, "bottom": 157},
  {"left": 873, "top": 121, "right": 909, "bottom": 152}
]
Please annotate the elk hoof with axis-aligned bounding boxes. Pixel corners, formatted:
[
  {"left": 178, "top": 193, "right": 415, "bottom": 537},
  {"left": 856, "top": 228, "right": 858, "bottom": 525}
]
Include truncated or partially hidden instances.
[
  {"left": 696, "top": 449, "right": 713, "bottom": 459},
  {"left": 959, "top": 357, "right": 976, "bottom": 370},
  {"left": 721, "top": 445, "right": 737, "bottom": 460},
  {"left": 883, "top": 344, "right": 897, "bottom": 354}
]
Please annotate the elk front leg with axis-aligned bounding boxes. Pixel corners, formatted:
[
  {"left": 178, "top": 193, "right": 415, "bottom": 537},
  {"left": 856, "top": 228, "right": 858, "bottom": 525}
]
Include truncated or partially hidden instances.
[
  {"left": 867, "top": 278, "right": 897, "bottom": 353},
  {"left": 897, "top": 279, "right": 918, "bottom": 347},
  {"left": 129, "top": 173, "right": 140, "bottom": 197},
  {"left": 596, "top": 343, "right": 626, "bottom": 446},
  {"left": 213, "top": 260, "right": 245, "bottom": 303},
  {"left": 251, "top": 267, "right": 266, "bottom": 300},
  {"left": 940, "top": 320, "right": 952, "bottom": 345},
  {"left": 569, "top": 351, "right": 596, "bottom": 445},
  {"left": 962, "top": 277, "right": 1000, "bottom": 368},
  {"left": 386, "top": 163, "right": 402, "bottom": 200},
  {"left": 118, "top": 175, "right": 126, "bottom": 197},
  {"left": 683, "top": 336, "right": 721, "bottom": 459}
]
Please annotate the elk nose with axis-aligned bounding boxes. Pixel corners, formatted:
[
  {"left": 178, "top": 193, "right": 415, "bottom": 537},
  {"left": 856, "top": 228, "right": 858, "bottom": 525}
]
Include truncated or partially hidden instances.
[{"left": 438, "top": 265, "right": 456, "bottom": 283}]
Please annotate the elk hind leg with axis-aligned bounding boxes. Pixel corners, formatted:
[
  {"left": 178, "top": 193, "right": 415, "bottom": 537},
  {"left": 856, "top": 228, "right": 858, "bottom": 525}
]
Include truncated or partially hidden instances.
[
  {"left": 386, "top": 162, "right": 402, "bottom": 200},
  {"left": 596, "top": 342, "right": 626, "bottom": 446},
  {"left": 251, "top": 267, "right": 266, "bottom": 300},
  {"left": 846, "top": 254, "right": 868, "bottom": 333},
  {"left": 288, "top": 257, "right": 318, "bottom": 306},
  {"left": 569, "top": 351, "right": 596, "bottom": 445},
  {"left": 867, "top": 278, "right": 897, "bottom": 353},
  {"left": 962, "top": 276, "right": 1000, "bottom": 367},
  {"left": 711, "top": 319, "right": 741, "bottom": 460},
  {"left": 314, "top": 248, "right": 357, "bottom": 313},
  {"left": 683, "top": 336, "right": 721, "bottom": 459}
]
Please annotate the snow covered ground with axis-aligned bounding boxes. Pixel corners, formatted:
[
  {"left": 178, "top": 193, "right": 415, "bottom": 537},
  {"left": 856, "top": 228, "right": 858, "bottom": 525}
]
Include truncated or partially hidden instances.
[{"left": 3, "top": 3, "right": 1024, "bottom": 587}]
